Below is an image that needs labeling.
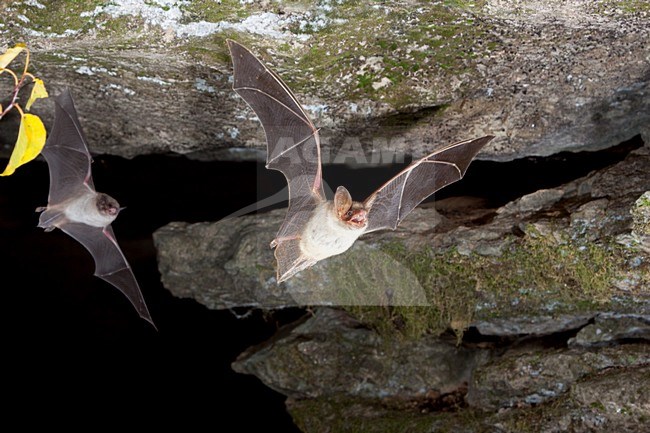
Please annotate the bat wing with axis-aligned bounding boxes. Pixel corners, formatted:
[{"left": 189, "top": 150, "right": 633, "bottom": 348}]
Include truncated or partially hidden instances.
[
  {"left": 363, "top": 135, "right": 494, "bottom": 233},
  {"left": 228, "top": 40, "right": 326, "bottom": 280},
  {"left": 60, "top": 222, "right": 155, "bottom": 329},
  {"left": 41, "top": 88, "right": 95, "bottom": 205}
]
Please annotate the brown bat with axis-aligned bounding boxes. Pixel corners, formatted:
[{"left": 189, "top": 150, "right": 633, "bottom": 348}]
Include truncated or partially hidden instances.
[
  {"left": 36, "top": 89, "right": 155, "bottom": 329},
  {"left": 227, "top": 40, "right": 494, "bottom": 283}
]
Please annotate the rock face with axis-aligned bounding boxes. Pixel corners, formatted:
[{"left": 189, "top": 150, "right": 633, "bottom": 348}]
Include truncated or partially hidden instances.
[
  {"left": 4, "top": 2, "right": 650, "bottom": 432},
  {"left": 1, "top": 0, "right": 649, "bottom": 162},
  {"left": 233, "top": 308, "right": 488, "bottom": 401},
  {"left": 233, "top": 308, "right": 650, "bottom": 433},
  {"left": 154, "top": 215, "right": 430, "bottom": 309}
]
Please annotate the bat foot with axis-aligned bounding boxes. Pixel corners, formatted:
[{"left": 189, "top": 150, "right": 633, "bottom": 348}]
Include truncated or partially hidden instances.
[{"left": 271, "top": 235, "right": 300, "bottom": 250}]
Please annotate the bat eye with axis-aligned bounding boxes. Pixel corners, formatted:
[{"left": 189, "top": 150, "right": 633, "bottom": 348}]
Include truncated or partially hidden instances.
[{"left": 346, "top": 210, "right": 353, "bottom": 218}]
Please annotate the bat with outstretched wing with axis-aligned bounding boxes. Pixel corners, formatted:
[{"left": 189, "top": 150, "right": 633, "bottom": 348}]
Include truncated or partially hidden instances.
[
  {"left": 36, "top": 88, "right": 155, "bottom": 329},
  {"left": 228, "top": 40, "right": 494, "bottom": 283}
]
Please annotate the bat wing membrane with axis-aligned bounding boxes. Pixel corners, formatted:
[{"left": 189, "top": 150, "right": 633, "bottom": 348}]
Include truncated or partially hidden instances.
[
  {"left": 41, "top": 89, "right": 95, "bottom": 205},
  {"left": 363, "top": 136, "right": 494, "bottom": 233},
  {"left": 60, "top": 222, "right": 155, "bottom": 329},
  {"left": 228, "top": 41, "right": 325, "bottom": 228},
  {"left": 228, "top": 40, "right": 326, "bottom": 281}
]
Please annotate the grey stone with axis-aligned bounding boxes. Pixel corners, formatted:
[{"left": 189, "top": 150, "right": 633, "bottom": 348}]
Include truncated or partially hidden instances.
[
  {"left": 466, "top": 343, "right": 650, "bottom": 411},
  {"left": 232, "top": 308, "right": 489, "bottom": 401},
  {"left": 568, "top": 314, "right": 650, "bottom": 347},
  {"left": 0, "top": 1, "right": 648, "bottom": 162},
  {"left": 473, "top": 314, "right": 593, "bottom": 337},
  {"left": 153, "top": 213, "right": 428, "bottom": 308}
]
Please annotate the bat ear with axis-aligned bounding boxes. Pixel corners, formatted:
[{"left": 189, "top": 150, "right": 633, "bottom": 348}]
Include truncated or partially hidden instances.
[{"left": 334, "top": 186, "right": 352, "bottom": 219}]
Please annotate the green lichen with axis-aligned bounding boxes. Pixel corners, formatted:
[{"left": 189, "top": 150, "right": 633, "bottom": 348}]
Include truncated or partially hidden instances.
[
  {"left": 2, "top": 0, "right": 173, "bottom": 47},
  {"left": 179, "top": 37, "right": 232, "bottom": 66},
  {"left": 444, "top": 0, "right": 488, "bottom": 9},
  {"left": 498, "top": 362, "right": 650, "bottom": 432},
  {"left": 288, "top": 350, "right": 650, "bottom": 432},
  {"left": 631, "top": 191, "right": 650, "bottom": 236},
  {"left": 590, "top": 400, "right": 607, "bottom": 411},
  {"left": 4, "top": 0, "right": 500, "bottom": 111},
  {"left": 10, "top": 0, "right": 105, "bottom": 36},
  {"left": 345, "top": 228, "right": 629, "bottom": 341},
  {"left": 179, "top": 0, "right": 256, "bottom": 23},
  {"left": 345, "top": 241, "right": 479, "bottom": 342},
  {"left": 278, "top": 1, "right": 498, "bottom": 108},
  {"left": 591, "top": 0, "right": 650, "bottom": 14},
  {"left": 294, "top": 242, "right": 427, "bottom": 308},
  {"left": 289, "top": 396, "right": 439, "bottom": 433},
  {"left": 290, "top": 396, "right": 502, "bottom": 433}
]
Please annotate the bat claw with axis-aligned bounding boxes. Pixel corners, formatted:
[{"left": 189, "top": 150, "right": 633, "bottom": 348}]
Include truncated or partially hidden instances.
[
  {"left": 35, "top": 206, "right": 46, "bottom": 212},
  {"left": 270, "top": 239, "right": 278, "bottom": 249}
]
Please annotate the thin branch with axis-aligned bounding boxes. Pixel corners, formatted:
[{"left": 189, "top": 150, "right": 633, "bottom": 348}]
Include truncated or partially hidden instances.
[
  {"left": 0, "top": 68, "right": 31, "bottom": 120},
  {"left": 22, "top": 46, "right": 30, "bottom": 78}
]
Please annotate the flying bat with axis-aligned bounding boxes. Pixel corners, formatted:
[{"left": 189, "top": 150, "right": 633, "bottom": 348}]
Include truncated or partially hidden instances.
[
  {"left": 36, "top": 88, "right": 155, "bottom": 329},
  {"left": 227, "top": 40, "right": 494, "bottom": 283}
]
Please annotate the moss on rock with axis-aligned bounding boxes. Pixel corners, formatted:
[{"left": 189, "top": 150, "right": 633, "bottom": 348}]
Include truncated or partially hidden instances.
[{"left": 345, "top": 225, "right": 642, "bottom": 340}]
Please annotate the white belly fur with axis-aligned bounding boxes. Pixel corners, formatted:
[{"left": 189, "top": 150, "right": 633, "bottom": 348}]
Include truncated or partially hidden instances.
[
  {"left": 299, "top": 202, "right": 365, "bottom": 261},
  {"left": 64, "top": 192, "right": 114, "bottom": 228}
]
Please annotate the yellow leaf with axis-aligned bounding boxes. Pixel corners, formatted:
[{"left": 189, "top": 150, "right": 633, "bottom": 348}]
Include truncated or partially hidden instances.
[
  {"left": 26, "top": 78, "right": 48, "bottom": 111},
  {"left": 0, "top": 113, "right": 47, "bottom": 176},
  {"left": 0, "top": 43, "right": 27, "bottom": 69}
]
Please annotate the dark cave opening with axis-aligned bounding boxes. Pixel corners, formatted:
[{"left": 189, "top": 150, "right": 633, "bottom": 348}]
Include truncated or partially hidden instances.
[{"left": 0, "top": 134, "right": 643, "bottom": 428}]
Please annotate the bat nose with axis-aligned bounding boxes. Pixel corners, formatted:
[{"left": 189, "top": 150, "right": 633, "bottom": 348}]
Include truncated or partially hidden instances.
[{"left": 352, "top": 209, "right": 367, "bottom": 223}]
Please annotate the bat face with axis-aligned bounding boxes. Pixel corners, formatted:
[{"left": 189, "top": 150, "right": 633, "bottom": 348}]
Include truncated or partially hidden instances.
[
  {"left": 227, "top": 40, "right": 494, "bottom": 283},
  {"left": 97, "top": 193, "right": 120, "bottom": 218},
  {"left": 343, "top": 207, "right": 368, "bottom": 228},
  {"left": 335, "top": 186, "right": 368, "bottom": 229},
  {"left": 37, "top": 89, "right": 155, "bottom": 329}
]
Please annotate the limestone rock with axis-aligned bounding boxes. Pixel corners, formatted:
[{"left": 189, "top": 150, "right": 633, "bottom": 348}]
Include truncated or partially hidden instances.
[
  {"left": 235, "top": 308, "right": 650, "bottom": 433},
  {"left": 568, "top": 313, "right": 650, "bottom": 348},
  {"left": 232, "top": 308, "right": 489, "bottom": 402},
  {"left": 472, "top": 314, "right": 592, "bottom": 337},
  {"left": 1, "top": 0, "right": 648, "bottom": 162},
  {"left": 466, "top": 343, "right": 649, "bottom": 410}
]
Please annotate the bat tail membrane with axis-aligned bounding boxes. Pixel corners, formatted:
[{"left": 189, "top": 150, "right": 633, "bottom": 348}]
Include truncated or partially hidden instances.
[
  {"left": 274, "top": 238, "right": 317, "bottom": 283},
  {"left": 37, "top": 208, "right": 65, "bottom": 231}
]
